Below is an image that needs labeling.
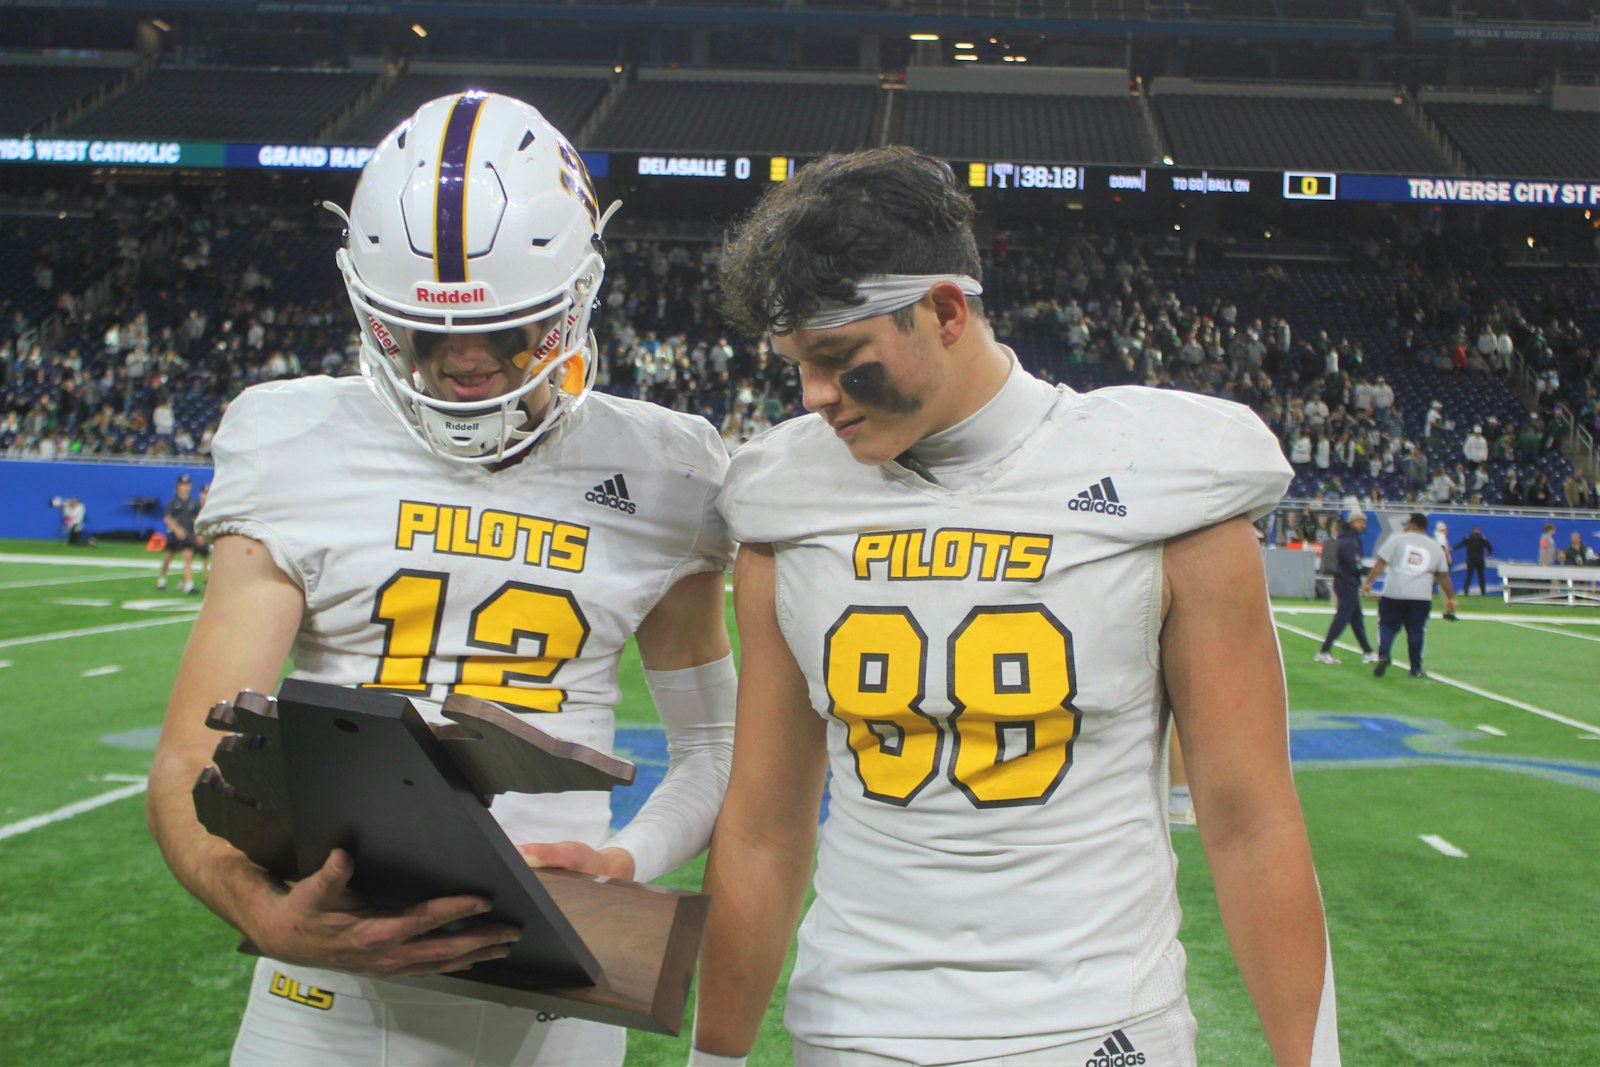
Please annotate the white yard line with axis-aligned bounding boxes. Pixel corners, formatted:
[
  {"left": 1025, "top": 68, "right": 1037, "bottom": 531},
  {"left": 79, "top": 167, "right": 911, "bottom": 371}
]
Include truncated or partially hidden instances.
[
  {"left": 80, "top": 665, "right": 123, "bottom": 677},
  {"left": 1475, "top": 724, "right": 1508, "bottom": 737},
  {"left": 1274, "top": 619, "right": 1600, "bottom": 738},
  {"left": 0, "top": 553, "right": 161, "bottom": 570},
  {"left": 1420, "top": 834, "right": 1468, "bottom": 858},
  {"left": 0, "top": 778, "right": 148, "bottom": 842},
  {"left": 1501, "top": 620, "right": 1600, "bottom": 644},
  {"left": 0, "top": 615, "right": 196, "bottom": 649},
  {"left": 0, "top": 571, "right": 157, "bottom": 590},
  {"left": 1273, "top": 605, "right": 1600, "bottom": 626}
]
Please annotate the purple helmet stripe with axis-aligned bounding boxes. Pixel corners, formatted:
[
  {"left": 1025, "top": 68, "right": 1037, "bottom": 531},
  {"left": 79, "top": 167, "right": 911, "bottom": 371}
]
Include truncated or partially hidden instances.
[{"left": 433, "top": 91, "right": 488, "bottom": 283}]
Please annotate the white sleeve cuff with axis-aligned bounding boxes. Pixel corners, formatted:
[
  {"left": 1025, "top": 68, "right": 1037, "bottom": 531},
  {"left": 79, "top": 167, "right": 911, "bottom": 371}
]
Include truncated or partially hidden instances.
[{"left": 605, "top": 653, "right": 736, "bottom": 883}]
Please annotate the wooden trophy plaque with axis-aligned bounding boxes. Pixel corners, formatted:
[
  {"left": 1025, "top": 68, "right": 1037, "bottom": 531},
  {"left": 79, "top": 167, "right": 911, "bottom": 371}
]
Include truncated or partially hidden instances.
[{"left": 192, "top": 677, "right": 708, "bottom": 1035}]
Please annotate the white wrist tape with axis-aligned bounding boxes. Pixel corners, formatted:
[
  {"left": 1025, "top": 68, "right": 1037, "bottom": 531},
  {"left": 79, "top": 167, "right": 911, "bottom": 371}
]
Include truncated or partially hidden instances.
[
  {"left": 605, "top": 653, "right": 736, "bottom": 883},
  {"left": 686, "top": 1047, "right": 748, "bottom": 1067}
]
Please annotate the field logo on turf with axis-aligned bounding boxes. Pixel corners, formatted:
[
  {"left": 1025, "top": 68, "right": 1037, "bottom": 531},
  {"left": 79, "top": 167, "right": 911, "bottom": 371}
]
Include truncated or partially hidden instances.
[{"left": 1290, "top": 712, "right": 1600, "bottom": 792}]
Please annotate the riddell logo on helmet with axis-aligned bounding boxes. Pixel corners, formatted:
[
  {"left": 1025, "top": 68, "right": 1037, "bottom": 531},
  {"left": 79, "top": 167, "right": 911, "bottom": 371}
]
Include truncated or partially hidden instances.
[
  {"left": 367, "top": 315, "right": 402, "bottom": 357},
  {"left": 415, "top": 285, "right": 488, "bottom": 305},
  {"left": 532, "top": 312, "right": 579, "bottom": 362}
]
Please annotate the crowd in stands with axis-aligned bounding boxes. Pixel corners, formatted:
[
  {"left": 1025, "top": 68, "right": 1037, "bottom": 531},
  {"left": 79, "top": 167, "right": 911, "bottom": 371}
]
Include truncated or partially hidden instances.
[{"left": 2, "top": 193, "right": 1597, "bottom": 522}]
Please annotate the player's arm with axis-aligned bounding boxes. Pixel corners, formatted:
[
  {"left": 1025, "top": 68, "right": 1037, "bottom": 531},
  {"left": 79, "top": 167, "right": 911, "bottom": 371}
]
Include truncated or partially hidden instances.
[
  {"left": 1162, "top": 516, "right": 1338, "bottom": 1066},
  {"left": 521, "top": 567, "right": 735, "bottom": 882},
  {"left": 146, "top": 534, "right": 519, "bottom": 976},
  {"left": 693, "top": 542, "right": 829, "bottom": 1061},
  {"left": 1434, "top": 566, "right": 1458, "bottom": 612}
]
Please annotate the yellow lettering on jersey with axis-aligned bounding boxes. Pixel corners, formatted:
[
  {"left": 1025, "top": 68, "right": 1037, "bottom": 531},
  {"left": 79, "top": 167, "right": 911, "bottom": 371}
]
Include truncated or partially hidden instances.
[
  {"left": 268, "top": 971, "right": 336, "bottom": 1011},
  {"left": 853, "top": 528, "right": 1052, "bottom": 583},
  {"left": 1003, "top": 535, "right": 1052, "bottom": 582},
  {"left": 853, "top": 533, "right": 895, "bottom": 578},
  {"left": 517, "top": 516, "right": 557, "bottom": 563},
  {"left": 972, "top": 531, "right": 1013, "bottom": 580},
  {"left": 902, "top": 531, "right": 932, "bottom": 579},
  {"left": 394, "top": 501, "right": 588, "bottom": 572},
  {"left": 449, "top": 506, "right": 479, "bottom": 554},
  {"left": 396, "top": 501, "right": 438, "bottom": 548},
  {"left": 478, "top": 511, "right": 519, "bottom": 560},
  {"left": 549, "top": 523, "right": 589, "bottom": 571},
  {"left": 930, "top": 529, "right": 972, "bottom": 578},
  {"left": 436, "top": 506, "right": 454, "bottom": 550}
]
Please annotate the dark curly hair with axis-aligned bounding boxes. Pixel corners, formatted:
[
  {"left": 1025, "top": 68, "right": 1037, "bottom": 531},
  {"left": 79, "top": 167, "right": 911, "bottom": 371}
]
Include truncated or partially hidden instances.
[{"left": 718, "top": 146, "right": 984, "bottom": 337}]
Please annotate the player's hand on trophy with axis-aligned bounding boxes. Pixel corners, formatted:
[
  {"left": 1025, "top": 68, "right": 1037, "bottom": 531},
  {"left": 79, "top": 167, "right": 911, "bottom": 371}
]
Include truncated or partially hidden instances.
[
  {"left": 252, "top": 848, "right": 522, "bottom": 977},
  {"left": 518, "top": 840, "right": 636, "bottom": 881}
]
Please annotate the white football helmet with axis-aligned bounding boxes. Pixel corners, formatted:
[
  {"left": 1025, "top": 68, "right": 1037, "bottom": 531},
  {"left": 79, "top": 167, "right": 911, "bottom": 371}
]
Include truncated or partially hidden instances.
[{"left": 333, "top": 91, "right": 616, "bottom": 463}]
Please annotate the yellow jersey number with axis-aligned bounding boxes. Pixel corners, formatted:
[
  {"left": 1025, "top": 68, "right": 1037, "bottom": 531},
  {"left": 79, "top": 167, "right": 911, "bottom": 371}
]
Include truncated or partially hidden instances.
[
  {"left": 364, "top": 569, "right": 590, "bottom": 712},
  {"left": 824, "top": 604, "right": 1079, "bottom": 808}
]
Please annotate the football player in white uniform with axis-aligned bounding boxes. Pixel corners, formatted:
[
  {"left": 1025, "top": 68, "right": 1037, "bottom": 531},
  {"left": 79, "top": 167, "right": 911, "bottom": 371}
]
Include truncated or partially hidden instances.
[
  {"left": 691, "top": 148, "right": 1339, "bottom": 1066},
  {"left": 146, "top": 92, "right": 736, "bottom": 1066}
]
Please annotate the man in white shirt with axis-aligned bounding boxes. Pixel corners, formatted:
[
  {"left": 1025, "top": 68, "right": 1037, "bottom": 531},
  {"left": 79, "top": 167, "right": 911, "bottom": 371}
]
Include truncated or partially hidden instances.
[
  {"left": 1363, "top": 512, "right": 1457, "bottom": 678},
  {"left": 1462, "top": 425, "right": 1489, "bottom": 465}
]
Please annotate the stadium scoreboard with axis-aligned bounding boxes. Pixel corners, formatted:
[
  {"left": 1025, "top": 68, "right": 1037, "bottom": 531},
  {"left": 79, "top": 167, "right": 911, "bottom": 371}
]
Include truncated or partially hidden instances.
[
  {"left": 3, "top": 137, "right": 1595, "bottom": 208},
  {"left": 1283, "top": 171, "right": 1337, "bottom": 201}
]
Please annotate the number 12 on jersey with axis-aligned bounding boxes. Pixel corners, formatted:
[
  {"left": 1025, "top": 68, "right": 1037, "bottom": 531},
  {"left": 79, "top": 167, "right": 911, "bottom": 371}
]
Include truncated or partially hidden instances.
[
  {"left": 365, "top": 569, "right": 591, "bottom": 712},
  {"left": 823, "top": 604, "right": 1080, "bottom": 809}
]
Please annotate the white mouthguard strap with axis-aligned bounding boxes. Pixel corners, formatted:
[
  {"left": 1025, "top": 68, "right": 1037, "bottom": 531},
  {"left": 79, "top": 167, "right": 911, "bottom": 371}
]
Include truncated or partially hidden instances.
[{"left": 796, "top": 273, "right": 983, "bottom": 330}]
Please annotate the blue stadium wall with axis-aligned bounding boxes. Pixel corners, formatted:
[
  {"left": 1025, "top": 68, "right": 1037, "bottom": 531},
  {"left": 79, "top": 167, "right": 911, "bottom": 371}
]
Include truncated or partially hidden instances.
[{"left": 2, "top": 460, "right": 216, "bottom": 539}]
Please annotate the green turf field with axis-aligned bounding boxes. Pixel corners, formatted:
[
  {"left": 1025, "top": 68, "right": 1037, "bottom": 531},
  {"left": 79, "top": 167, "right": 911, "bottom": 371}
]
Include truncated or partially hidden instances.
[{"left": 2, "top": 538, "right": 1597, "bottom": 1065}]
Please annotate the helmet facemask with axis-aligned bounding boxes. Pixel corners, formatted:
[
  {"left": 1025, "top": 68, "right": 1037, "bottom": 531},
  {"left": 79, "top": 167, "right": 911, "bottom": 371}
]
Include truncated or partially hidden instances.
[{"left": 340, "top": 245, "right": 602, "bottom": 463}]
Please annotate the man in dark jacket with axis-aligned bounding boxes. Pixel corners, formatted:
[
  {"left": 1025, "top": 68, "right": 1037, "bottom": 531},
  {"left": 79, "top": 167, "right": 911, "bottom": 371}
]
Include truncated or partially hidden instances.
[
  {"left": 1316, "top": 512, "right": 1378, "bottom": 664},
  {"left": 1454, "top": 526, "right": 1494, "bottom": 595}
]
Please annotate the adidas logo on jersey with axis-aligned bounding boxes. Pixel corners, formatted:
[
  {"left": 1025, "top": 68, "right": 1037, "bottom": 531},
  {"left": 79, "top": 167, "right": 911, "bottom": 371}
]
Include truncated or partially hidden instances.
[
  {"left": 586, "top": 473, "right": 637, "bottom": 514},
  {"left": 1068, "top": 476, "right": 1127, "bottom": 517},
  {"left": 1085, "top": 1030, "right": 1145, "bottom": 1067}
]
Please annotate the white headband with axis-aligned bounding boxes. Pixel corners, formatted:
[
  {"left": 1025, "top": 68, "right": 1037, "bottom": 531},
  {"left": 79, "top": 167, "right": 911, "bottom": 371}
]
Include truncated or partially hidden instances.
[{"left": 796, "top": 273, "right": 983, "bottom": 331}]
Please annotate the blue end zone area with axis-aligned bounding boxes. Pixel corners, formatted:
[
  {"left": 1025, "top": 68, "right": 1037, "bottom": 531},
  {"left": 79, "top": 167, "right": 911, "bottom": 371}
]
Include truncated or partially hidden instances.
[{"left": 1290, "top": 711, "right": 1600, "bottom": 790}]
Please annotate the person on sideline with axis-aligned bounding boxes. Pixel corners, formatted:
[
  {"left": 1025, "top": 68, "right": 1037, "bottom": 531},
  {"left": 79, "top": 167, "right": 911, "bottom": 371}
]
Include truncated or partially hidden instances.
[
  {"left": 1453, "top": 525, "right": 1494, "bottom": 596},
  {"left": 1315, "top": 512, "right": 1377, "bottom": 665},
  {"left": 146, "top": 92, "right": 735, "bottom": 1066},
  {"left": 1363, "top": 512, "right": 1458, "bottom": 678},
  {"left": 1539, "top": 522, "right": 1558, "bottom": 566},
  {"left": 691, "top": 147, "right": 1338, "bottom": 1067},
  {"left": 157, "top": 473, "right": 202, "bottom": 593}
]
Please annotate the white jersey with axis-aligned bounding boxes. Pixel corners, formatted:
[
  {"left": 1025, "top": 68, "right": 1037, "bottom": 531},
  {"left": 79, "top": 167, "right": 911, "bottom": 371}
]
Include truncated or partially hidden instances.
[
  {"left": 720, "top": 385, "right": 1290, "bottom": 1062},
  {"left": 200, "top": 376, "right": 732, "bottom": 846}
]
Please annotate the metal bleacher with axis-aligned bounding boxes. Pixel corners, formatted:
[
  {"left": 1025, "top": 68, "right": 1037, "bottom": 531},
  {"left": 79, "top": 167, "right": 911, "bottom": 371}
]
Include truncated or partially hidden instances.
[
  {"left": 1426, "top": 101, "right": 1600, "bottom": 180},
  {"left": 895, "top": 92, "right": 1148, "bottom": 164},
  {"left": 0, "top": 63, "right": 128, "bottom": 135},
  {"left": 1154, "top": 94, "right": 1447, "bottom": 173},
  {"left": 592, "top": 78, "right": 879, "bottom": 154},
  {"left": 339, "top": 72, "right": 610, "bottom": 146},
  {"left": 57, "top": 68, "right": 373, "bottom": 142}
]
